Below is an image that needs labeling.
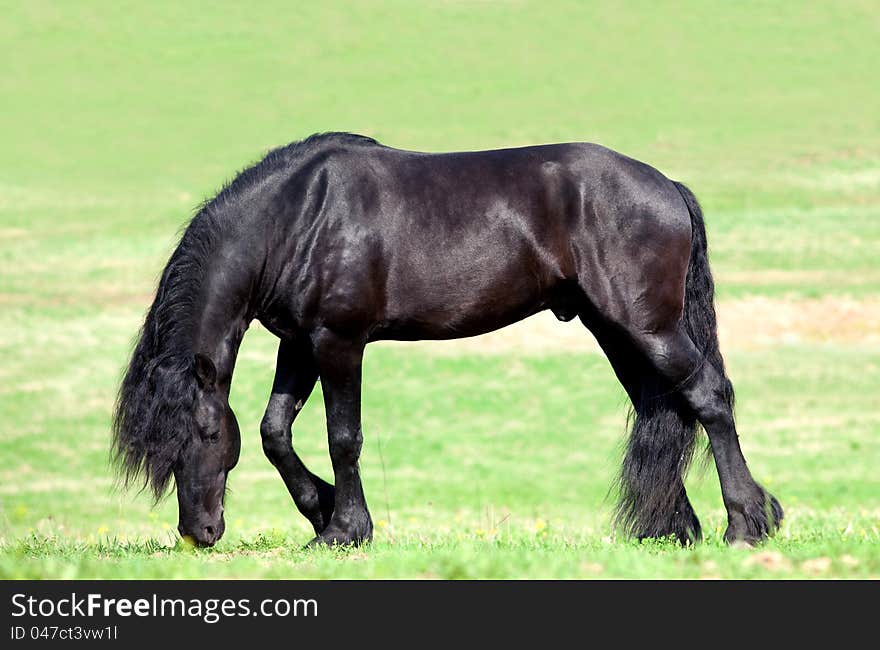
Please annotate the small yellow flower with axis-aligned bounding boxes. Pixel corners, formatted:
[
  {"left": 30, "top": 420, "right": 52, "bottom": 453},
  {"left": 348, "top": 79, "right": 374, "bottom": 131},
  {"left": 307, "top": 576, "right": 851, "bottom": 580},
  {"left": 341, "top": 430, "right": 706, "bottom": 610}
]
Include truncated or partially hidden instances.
[
  {"left": 97, "top": 526, "right": 109, "bottom": 536},
  {"left": 535, "top": 518, "right": 547, "bottom": 532},
  {"left": 377, "top": 519, "right": 389, "bottom": 529}
]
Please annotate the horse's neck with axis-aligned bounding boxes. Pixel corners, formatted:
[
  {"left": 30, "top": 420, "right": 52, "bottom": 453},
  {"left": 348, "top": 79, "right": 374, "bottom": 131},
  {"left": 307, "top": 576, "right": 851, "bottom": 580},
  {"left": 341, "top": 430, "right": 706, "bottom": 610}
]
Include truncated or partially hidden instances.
[{"left": 190, "top": 257, "right": 255, "bottom": 387}]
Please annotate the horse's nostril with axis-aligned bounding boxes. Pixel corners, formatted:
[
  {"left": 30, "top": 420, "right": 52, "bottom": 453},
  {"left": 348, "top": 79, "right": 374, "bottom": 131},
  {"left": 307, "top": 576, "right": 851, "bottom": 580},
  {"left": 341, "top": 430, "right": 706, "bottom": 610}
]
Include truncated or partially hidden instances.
[{"left": 204, "top": 525, "right": 215, "bottom": 538}]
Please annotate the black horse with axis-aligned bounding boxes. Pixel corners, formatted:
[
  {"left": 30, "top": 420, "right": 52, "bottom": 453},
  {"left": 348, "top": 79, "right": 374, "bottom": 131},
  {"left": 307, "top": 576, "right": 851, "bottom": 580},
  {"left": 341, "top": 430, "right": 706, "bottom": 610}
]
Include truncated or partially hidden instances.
[{"left": 113, "top": 132, "right": 782, "bottom": 548}]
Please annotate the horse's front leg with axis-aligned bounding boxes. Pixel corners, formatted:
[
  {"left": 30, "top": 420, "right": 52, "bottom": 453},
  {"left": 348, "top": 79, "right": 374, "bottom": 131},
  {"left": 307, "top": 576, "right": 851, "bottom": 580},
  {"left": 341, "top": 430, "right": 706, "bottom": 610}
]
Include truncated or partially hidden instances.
[
  {"left": 307, "top": 328, "right": 373, "bottom": 547},
  {"left": 261, "top": 338, "right": 335, "bottom": 535}
]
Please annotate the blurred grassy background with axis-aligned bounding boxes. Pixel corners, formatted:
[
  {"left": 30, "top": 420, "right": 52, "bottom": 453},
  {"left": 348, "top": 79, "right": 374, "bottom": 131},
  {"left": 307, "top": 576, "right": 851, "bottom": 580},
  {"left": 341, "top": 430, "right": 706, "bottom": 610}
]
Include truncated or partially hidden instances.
[{"left": 1, "top": 1, "right": 878, "bottom": 578}]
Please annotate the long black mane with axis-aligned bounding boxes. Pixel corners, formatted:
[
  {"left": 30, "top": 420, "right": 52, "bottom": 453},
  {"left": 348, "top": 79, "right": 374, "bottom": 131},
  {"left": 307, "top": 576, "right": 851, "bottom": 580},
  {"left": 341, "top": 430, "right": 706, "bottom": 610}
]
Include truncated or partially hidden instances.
[
  {"left": 111, "top": 208, "right": 220, "bottom": 498},
  {"left": 112, "top": 132, "right": 377, "bottom": 498}
]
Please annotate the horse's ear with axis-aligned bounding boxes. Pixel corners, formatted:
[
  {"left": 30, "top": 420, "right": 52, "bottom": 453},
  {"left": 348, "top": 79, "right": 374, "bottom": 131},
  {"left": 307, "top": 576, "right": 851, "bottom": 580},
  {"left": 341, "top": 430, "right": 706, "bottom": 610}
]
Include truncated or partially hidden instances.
[{"left": 194, "top": 353, "right": 217, "bottom": 392}]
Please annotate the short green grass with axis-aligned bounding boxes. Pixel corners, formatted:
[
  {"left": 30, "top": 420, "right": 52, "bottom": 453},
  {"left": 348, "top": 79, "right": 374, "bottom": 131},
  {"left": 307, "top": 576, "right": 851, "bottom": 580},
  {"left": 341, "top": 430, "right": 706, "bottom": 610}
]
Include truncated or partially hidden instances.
[{"left": 1, "top": 1, "right": 878, "bottom": 578}]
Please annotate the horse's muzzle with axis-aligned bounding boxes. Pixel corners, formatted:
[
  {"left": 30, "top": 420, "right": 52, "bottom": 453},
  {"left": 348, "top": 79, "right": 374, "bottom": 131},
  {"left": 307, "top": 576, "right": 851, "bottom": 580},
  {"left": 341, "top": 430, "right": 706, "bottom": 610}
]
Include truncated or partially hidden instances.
[{"left": 178, "top": 518, "right": 224, "bottom": 547}]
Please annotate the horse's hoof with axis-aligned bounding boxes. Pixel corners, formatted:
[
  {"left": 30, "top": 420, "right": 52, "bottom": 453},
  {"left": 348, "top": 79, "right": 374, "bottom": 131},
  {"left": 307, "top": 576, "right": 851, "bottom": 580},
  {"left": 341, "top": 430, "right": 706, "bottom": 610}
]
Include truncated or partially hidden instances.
[
  {"left": 305, "top": 523, "right": 372, "bottom": 549},
  {"left": 724, "top": 489, "right": 783, "bottom": 545},
  {"left": 728, "top": 539, "right": 757, "bottom": 550},
  {"left": 304, "top": 535, "right": 328, "bottom": 549}
]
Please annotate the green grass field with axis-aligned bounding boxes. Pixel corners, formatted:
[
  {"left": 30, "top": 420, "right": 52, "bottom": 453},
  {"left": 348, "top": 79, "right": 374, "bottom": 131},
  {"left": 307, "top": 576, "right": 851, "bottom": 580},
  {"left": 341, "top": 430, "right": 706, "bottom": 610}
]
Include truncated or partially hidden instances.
[{"left": 1, "top": 1, "right": 878, "bottom": 579}]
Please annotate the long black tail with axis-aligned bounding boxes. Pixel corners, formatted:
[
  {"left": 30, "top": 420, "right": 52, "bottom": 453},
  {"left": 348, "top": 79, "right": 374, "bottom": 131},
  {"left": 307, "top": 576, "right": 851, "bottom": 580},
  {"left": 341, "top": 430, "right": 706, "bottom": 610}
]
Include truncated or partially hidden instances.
[
  {"left": 675, "top": 181, "right": 734, "bottom": 410},
  {"left": 614, "top": 181, "right": 732, "bottom": 544}
]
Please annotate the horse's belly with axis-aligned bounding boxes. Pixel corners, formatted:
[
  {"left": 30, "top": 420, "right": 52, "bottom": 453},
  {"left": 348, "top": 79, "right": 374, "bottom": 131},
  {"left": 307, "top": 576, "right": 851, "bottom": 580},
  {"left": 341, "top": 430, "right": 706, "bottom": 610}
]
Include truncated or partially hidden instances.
[
  {"left": 372, "top": 261, "right": 575, "bottom": 342},
  {"left": 372, "top": 297, "right": 543, "bottom": 342}
]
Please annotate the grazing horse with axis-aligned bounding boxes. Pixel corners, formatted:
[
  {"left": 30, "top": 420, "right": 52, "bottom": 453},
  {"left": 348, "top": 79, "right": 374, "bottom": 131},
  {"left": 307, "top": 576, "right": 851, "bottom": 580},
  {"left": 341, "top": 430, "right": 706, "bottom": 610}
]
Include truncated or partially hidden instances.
[{"left": 112, "top": 132, "right": 782, "bottom": 547}]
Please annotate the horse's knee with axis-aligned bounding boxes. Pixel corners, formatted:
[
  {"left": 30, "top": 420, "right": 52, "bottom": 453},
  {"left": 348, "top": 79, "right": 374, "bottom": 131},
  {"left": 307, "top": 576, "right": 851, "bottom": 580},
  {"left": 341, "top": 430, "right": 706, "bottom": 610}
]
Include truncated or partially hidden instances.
[
  {"left": 260, "top": 416, "right": 290, "bottom": 463},
  {"left": 329, "top": 427, "right": 362, "bottom": 465}
]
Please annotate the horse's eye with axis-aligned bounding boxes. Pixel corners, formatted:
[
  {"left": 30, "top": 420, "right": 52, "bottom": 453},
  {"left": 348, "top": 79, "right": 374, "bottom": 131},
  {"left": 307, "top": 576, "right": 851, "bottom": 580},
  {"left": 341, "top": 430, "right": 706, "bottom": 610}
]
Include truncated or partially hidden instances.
[{"left": 205, "top": 430, "right": 221, "bottom": 444}]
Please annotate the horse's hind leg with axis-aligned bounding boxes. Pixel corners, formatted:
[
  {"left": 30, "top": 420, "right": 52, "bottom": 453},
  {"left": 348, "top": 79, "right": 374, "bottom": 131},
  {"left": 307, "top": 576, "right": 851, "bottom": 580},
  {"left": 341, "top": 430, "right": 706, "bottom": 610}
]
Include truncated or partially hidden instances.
[
  {"left": 630, "top": 327, "right": 782, "bottom": 544},
  {"left": 261, "top": 338, "right": 335, "bottom": 535},
  {"left": 586, "top": 317, "right": 701, "bottom": 544}
]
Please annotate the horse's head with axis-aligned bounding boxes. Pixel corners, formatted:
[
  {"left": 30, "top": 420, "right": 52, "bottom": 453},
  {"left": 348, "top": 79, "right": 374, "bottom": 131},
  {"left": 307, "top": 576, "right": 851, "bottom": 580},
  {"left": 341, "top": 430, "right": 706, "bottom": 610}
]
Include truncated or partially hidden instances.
[
  {"left": 113, "top": 346, "right": 241, "bottom": 548},
  {"left": 173, "top": 353, "right": 240, "bottom": 547}
]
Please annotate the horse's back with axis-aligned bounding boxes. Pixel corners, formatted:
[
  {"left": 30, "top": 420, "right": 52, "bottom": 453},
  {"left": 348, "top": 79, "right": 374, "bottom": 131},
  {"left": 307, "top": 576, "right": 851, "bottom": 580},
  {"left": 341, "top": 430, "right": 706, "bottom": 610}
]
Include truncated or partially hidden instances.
[{"left": 321, "top": 140, "right": 688, "bottom": 238}]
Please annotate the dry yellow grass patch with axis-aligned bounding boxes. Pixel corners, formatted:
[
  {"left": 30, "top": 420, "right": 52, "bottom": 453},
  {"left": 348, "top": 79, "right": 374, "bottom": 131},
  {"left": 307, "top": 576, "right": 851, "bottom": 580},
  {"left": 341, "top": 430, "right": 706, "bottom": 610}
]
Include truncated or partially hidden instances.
[{"left": 718, "top": 296, "right": 880, "bottom": 348}]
